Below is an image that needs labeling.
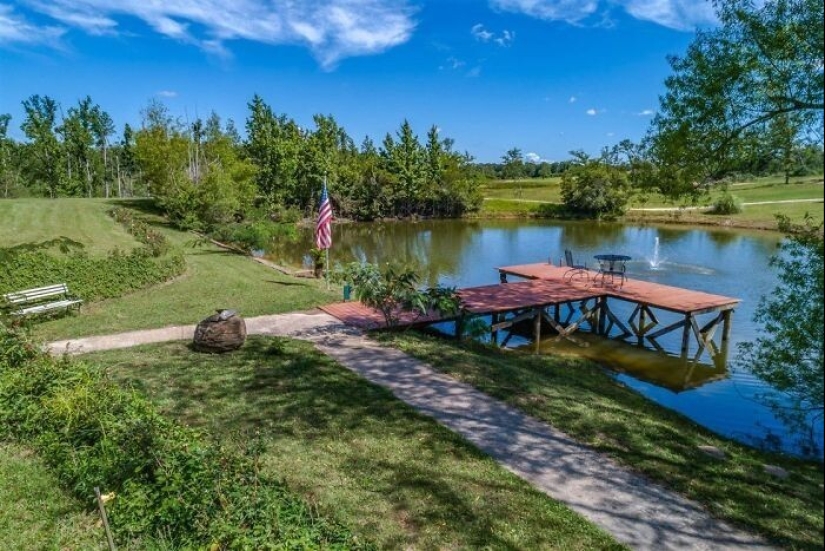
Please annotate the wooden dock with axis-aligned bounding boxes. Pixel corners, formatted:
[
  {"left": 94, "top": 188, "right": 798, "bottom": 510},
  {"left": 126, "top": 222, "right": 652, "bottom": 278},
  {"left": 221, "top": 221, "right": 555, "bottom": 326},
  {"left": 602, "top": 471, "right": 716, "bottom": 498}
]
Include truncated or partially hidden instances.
[{"left": 321, "top": 262, "right": 740, "bottom": 359}]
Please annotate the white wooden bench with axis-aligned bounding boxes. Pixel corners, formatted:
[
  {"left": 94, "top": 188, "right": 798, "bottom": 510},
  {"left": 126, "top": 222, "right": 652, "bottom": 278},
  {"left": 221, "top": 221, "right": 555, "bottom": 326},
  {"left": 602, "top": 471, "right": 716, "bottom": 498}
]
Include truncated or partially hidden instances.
[{"left": 2, "top": 283, "right": 83, "bottom": 317}]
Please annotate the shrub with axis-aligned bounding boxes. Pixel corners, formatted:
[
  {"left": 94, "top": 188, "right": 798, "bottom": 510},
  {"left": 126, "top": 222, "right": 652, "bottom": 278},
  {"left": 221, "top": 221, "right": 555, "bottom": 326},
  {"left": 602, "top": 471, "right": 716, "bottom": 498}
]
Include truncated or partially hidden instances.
[
  {"left": 710, "top": 193, "right": 743, "bottom": 215},
  {"left": 110, "top": 207, "right": 171, "bottom": 257},
  {"left": 0, "top": 324, "right": 371, "bottom": 549},
  {"left": 0, "top": 248, "right": 185, "bottom": 301},
  {"left": 560, "top": 161, "right": 630, "bottom": 219}
]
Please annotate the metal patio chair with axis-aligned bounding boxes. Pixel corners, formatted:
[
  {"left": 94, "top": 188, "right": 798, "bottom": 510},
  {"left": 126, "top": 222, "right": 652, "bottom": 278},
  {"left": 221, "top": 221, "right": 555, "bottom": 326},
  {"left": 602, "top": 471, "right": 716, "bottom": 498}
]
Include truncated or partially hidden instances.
[{"left": 563, "top": 249, "right": 589, "bottom": 282}]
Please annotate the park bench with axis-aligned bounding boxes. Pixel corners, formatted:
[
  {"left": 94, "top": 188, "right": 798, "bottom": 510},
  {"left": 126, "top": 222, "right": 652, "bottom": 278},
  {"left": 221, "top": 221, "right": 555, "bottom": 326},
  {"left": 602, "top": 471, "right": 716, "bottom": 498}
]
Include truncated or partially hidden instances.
[{"left": 1, "top": 283, "right": 83, "bottom": 318}]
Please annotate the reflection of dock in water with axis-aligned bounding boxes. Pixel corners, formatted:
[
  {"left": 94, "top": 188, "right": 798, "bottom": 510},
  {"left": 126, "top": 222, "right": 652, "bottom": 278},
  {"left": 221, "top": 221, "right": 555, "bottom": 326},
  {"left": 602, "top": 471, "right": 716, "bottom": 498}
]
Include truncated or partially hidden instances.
[{"left": 530, "top": 333, "right": 730, "bottom": 393}]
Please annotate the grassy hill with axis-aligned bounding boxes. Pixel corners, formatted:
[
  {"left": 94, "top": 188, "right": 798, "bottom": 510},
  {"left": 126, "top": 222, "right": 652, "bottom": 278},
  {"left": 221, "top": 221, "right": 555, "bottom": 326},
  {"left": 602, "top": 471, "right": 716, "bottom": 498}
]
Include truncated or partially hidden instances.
[{"left": 0, "top": 198, "right": 336, "bottom": 341}]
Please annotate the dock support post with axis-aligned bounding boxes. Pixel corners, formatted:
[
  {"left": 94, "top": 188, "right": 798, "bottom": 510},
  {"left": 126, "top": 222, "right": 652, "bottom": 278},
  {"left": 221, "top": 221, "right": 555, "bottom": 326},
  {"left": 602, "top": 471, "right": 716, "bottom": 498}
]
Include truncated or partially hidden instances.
[
  {"left": 533, "top": 308, "right": 542, "bottom": 354},
  {"left": 598, "top": 297, "right": 607, "bottom": 335},
  {"left": 456, "top": 315, "right": 465, "bottom": 341},
  {"left": 722, "top": 310, "right": 733, "bottom": 342},
  {"left": 637, "top": 306, "right": 646, "bottom": 346},
  {"left": 681, "top": 314, "right": 691, "bottom": 356},
  {"left": 491, "top": 313, "right": 499, "bottom": 346}
]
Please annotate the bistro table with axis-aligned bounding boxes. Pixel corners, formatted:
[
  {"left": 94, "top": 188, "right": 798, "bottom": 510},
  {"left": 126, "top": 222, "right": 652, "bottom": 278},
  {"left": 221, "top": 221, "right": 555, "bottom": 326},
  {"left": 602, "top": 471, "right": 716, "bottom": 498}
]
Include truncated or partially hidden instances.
[{"left": 594, "top": 254, "right": 631, "bottom": 286}]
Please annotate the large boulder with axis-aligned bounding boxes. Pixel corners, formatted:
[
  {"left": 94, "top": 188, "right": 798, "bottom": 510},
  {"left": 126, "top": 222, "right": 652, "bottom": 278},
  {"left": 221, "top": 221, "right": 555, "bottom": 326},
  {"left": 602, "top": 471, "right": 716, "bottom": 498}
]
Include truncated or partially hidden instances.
[{"left": 193, "top": 309, "right": 246, "bottom": 353}]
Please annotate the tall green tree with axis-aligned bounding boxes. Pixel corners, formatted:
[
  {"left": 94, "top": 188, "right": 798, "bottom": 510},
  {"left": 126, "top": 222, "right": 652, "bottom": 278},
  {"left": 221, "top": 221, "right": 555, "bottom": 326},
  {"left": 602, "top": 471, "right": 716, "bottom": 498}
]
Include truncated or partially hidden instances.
[
  {"left": 134, "top": 100, "right": 190, "bottom": 220},
  {"left": 245, "top": 95, "right": 303, "bottom": 206},
  {"left": 501, "top": 148, "right": 525, "bottom": 180},
  {"left": 649, "top": 0, "right": 823, "bottom": 199},
  {"left": 381, "top": 120, "right": 426, "bottom": 216},
  {"left": 197, "top": 112, "right": 256, "bottom": 226},
  {"left": 20, "top": 95, "right": 65, "bottom": 198},
  {"left": 59, "top": 96, "right": 101, "bottom": 197}
]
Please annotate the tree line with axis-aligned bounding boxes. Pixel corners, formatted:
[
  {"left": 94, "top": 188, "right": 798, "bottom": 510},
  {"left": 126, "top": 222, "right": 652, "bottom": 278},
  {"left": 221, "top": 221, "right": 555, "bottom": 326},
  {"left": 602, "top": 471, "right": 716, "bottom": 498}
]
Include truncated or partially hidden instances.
[{"left": 0, "top": 94, "right": 483, "bottom": 227}]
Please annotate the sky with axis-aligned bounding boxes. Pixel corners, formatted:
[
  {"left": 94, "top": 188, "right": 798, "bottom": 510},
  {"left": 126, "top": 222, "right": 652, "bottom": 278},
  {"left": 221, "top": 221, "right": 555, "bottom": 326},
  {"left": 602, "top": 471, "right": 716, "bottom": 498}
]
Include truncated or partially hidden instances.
[{"left": 0, "top": 0, "right": 717, "bottom": 163}]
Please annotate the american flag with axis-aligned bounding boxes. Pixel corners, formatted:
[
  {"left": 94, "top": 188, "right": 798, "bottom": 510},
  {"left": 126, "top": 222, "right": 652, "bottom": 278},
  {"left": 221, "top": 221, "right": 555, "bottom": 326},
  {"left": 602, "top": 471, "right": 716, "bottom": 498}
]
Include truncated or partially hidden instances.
[{"left": 315, "top": 182, "right": 333, "bottom": 250}]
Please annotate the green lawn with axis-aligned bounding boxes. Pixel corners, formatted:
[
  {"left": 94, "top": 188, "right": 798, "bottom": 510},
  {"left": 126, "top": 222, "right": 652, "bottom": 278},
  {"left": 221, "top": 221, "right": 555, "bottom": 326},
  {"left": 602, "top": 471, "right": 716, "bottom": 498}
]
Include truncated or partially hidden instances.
[
  {"left": 381, "top": 332, "right": 825, "bottom": 551},
  {"left": 0, "top": 198, "right": 139, "bottom": 254},
  {"left": 0, "top": 199, "right": 339, "bottom": 341},
  {"left": 87, "top": 337, "right": 624, "bottom": 551},
  {"left": 0, "top": 443, "right": 106, "bottom": 551}
]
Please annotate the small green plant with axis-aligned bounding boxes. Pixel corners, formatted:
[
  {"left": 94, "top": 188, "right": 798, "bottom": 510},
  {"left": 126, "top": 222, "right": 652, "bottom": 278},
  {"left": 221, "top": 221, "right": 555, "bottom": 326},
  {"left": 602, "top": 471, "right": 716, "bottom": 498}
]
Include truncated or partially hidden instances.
[
  {"left": 331, "top": 262, "right": 461, "bottom": 327},
  {"left": 710, "top": 193, "right": 743, "bottom": 215}
]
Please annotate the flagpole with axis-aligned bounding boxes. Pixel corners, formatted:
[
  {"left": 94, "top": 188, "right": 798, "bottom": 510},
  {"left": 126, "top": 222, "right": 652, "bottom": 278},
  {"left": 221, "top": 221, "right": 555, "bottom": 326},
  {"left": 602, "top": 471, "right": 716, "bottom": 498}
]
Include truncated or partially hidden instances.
[
  {"left": 325, "top": 248, "right": 330, "bottom": 290},
  {"left": 324, "top": 173, "right": 330, "bottom": 290}
]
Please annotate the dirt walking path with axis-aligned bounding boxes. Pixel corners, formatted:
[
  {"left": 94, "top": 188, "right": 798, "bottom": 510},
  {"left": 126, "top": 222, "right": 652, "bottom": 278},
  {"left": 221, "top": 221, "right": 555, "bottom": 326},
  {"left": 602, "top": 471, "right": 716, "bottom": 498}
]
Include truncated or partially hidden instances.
[{"left": 47, "top": 312, "right": 773, "bottom": 551}]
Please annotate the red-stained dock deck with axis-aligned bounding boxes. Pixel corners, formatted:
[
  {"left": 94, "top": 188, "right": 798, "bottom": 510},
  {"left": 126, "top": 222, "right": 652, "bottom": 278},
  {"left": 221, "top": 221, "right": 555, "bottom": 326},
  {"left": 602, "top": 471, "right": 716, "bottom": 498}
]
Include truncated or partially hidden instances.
[
  {"left": 498, "top": 264, "right": 740, "bottom": 315},
  {"left": 321, "top": 263, "right": 740, "bottom": 358}
]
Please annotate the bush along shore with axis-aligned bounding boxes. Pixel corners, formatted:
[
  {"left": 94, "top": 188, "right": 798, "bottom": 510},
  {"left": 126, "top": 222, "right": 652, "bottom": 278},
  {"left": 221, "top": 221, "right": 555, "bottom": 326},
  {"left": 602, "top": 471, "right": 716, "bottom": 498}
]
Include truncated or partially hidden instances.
[{"left": 0, "top": 324, "right": 372, "bottom": 549}]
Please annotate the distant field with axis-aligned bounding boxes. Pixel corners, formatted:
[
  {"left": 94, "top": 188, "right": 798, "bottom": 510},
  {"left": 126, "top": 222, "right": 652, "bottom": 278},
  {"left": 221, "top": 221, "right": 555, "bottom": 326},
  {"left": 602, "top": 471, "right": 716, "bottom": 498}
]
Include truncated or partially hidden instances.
[
  {"left": 0, "top": 198, "right": 138, "bottom": 254},
  {"left": 480, "top": 175, "right": 824, "bottom": 228}
]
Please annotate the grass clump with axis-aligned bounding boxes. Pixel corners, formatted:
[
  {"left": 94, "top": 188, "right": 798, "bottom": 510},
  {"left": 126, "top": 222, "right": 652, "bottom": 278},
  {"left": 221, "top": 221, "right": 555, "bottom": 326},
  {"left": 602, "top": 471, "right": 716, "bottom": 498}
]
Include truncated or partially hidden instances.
[
  {"left": 381, "top": 332, "right": 824, "bottom": 551},
  {"left": 0, "top": 324, "right": 369, "bottom": 550}
]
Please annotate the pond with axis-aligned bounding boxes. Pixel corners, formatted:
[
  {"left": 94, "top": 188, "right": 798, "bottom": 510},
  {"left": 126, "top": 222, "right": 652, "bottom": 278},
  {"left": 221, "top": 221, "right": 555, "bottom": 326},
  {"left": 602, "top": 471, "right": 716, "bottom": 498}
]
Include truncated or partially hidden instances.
[{"left": 268, "top": 219, "right": 823, "bottom": 460}]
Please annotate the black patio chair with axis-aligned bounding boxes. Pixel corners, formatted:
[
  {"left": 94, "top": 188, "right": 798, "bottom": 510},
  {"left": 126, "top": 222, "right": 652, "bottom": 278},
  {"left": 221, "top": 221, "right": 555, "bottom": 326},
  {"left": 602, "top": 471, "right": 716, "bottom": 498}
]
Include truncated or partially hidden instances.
[{"left": 563, "top": 249, "right": 589, "bottom": 282}]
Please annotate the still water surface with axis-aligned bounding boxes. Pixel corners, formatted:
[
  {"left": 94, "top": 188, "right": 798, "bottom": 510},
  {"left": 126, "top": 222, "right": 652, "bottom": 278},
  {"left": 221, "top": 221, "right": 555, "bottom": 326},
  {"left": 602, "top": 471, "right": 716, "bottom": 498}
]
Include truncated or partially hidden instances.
[{"left": 269, "top": 219, "right": 823, "bottom": 459}]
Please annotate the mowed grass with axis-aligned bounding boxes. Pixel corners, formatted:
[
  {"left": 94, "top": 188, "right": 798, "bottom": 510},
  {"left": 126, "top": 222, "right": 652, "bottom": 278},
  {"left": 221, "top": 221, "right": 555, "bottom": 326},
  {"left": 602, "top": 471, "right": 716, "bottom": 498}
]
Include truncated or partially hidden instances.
[
  {"left": 0, "top": 198, "right": 138, "bottom": 254},
  {"left": 88, "top": 337, "right": 624, "bottom": 551},
  {"left": 0, "top": 199, "right": 338, "bottom": 341},
  {"left": 479, "top": 176, "right": 824, "bottom": 228},
  {"left": 0, "top": 443, "right": 106, "bottom": 551},
  {"left": 381, "top": 332, "right": 825, "bottom": 551}
]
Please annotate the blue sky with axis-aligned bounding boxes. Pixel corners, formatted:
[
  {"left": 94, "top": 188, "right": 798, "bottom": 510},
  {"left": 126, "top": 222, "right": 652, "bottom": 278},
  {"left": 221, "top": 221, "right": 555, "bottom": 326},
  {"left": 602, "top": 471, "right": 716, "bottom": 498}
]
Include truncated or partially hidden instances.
[{"left": 0, "top": 0, "right": 716, "bottom": 162}]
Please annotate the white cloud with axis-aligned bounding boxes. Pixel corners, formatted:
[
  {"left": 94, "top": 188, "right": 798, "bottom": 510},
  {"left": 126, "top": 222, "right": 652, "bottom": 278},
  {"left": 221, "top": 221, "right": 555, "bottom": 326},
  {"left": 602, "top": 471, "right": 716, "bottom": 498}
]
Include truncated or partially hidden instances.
[
  {"left": 471, "top": 23, "right": 514, "bottom": 46},
  {"left": 471, "top": 23, "right": 494, "bottom": 42},
  {"left": 466, "top": 66, "right": 482, "bottom": 78},
  {"left": 0, "top": 4, "right": 65, "bottom": 46},
  {"left": 636, "top": 108, "right": 655, "bottom": 116},
  {"left": 494, "top": 29, "right": 515, "bottom": 47},
  {"left": 622, "top": 0, "right": 716, "bottom": 31},
  {"left": 156, "top": 90, "right": 178, "bottom": 98},
  {"left": 490, "top": 0, "right": 599, "bottom": 24},
  {"left": 525, "top": 152, "right": 550, "bottom": 164},
  {"left": 568, "top": 95, "right": 577, "bottom": 103},
  {"left": 489, "top": 0, "right": 717, "bottom": 30},
  {"left": 586, "top": 108, "right": 598, "bottom": 116},
  {"left": 8, "top": 0, "right": 418, "bottom": 68}
]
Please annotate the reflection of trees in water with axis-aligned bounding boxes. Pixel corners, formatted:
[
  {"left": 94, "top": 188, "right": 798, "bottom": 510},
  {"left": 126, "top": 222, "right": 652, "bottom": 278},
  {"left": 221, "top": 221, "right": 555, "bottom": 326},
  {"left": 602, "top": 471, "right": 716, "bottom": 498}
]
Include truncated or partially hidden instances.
[
  {"left": 706, "top": 229, "right": 741, "bottom": 247},
  {"left": 558, "top": 221, "right": 625, "bottom": 250},
  {"left": 267, "top": 220, "right": 481, "bottom": 287},
  {"left": 736, "top": 219, "right": 824, "bottom": 459}
]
